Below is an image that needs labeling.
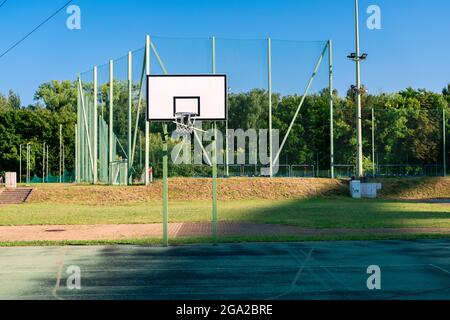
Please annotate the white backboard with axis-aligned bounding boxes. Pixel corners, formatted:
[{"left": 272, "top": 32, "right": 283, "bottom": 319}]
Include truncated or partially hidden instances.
[{"left": 147, "top": 75, "right": 227, "bottom": 121}]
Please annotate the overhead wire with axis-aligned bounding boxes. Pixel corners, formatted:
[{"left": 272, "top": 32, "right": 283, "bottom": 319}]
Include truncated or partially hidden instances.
[{"left": 0, "top": 0, "right": 73, "bottom": 59}]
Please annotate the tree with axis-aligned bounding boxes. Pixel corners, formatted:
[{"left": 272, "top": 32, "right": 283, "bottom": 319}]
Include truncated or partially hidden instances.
[{"left": 34, "top": 80, "right": 77, "bottom": 112}]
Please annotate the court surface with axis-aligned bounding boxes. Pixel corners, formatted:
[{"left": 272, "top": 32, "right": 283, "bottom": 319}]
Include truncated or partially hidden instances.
[{"left": 1, "top": 239, "right": 449, "bottom": 300}]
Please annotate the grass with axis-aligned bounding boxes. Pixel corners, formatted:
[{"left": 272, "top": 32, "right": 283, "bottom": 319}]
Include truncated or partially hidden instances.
[
  {"left": 2, "top": 233, "right": 450, "bottom": 247},
  {"left": 1, "top": 198, "right": 449, "bottom": 229}
]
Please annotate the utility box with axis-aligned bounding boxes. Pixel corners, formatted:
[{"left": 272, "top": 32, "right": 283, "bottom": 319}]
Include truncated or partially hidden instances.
[
  {"left": 5, "top": 172, "right": 17, "bottom": 188},
  {"left": 350, "top": 180, "right": 382, "bottom": 199},
  {"left": 361, "top": 183, "right": 378, "bottom": 198},
  {"left": 350, "top": 180, "right": 361, "bottom": 198}
]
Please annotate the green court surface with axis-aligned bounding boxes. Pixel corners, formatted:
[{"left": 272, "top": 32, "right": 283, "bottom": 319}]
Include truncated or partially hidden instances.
[{"left": 0, "top": 240, "right": 449, "bottom": 300}]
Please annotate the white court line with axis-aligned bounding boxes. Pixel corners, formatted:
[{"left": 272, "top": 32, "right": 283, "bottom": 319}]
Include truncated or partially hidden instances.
[
  {"left": 265, "top": 248, "right": 314, "bottom": 300},
  {"left": 297, "top": 249, "right": 353, "bottom": 291},
  {"left": 430, "top": 264, "right": 450, "bottom": 275},
  {"left": 288, "top": 250, "right": 332, "bottom": 291},
  {"left": 52, "top": 247, "right": 68, "bottom": 300}
]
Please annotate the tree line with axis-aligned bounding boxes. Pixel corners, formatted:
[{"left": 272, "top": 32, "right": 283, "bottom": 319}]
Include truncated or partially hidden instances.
[{"left": 0, "top": 81, "right": 449, "bottom": 179}]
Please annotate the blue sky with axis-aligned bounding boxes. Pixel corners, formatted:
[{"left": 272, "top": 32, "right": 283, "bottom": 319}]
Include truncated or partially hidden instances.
[{"left": 0, "top": 0, "right": 449, "bottom": 105}]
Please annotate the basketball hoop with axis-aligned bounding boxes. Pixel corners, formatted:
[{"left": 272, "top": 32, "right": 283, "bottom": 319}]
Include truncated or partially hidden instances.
[{"left": 174, "top": 112, "right": 197, "bottom": 135}]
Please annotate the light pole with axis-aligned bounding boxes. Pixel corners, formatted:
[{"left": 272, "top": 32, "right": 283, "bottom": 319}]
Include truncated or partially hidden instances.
[{"left": 348, "top": 0, "right": 368, "bottom": 178}]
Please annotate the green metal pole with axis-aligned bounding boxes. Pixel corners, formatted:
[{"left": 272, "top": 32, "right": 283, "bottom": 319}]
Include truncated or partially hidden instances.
[
  {"left": 42, "top": 142, "right": 45, "bottom": 183},
  {"left": 128, "top": 51, "right": 133, "bottom": 185},
  {"left": 19, "top": 144, "right": 22, "bottom": 184},
  {"left": 443, "top": 108, "right": 447, "bottom": 177},
  {"left": 212, "top": 122, "right": 219, "bottom": 243},
  {"left": 328, "top": 40, "right": 334, "bottom": 179},
  {"left": 273, "top": 44, "right": 328, "bottom": 166},
  {"left": 162, "top": 123, "right": 169, "bottom": 246},
  {"left": 26, "top": 144, "right": 30, "bottom": 185},
  {"left": 46, "top": 144, "right": 49, "bottom": 182},
  {"left": 268, "top": 37, "right": 273, "bottom": 177},
  {"left": 78, "top": 78, "right": 95, "bottom": 179},
  {"left": 75, "top": 126, "right": 78, "bottom": 183},
  {"left": 76, "top": 78, "right": 80, "bottom": 183},
  {"left": 62, "top": 144, "right": 65, "bottom": 183},
  {"left": 93, "top": 66, "right": 98, "bottom": 184},
  {"left": 109, "top": 60, "right": 114, "bottom": 184},
  {"left": 145, "top": 35, "right": 151, "bottom": 185},
  {"left": 211, "top": 36, "right": 219, "bottom": 242},
  {"left": 372, "top": 107, "right": 376, "bottom": 176},
  {"left": 59, "top": 125, "right": 62, "bottom": 183},
  {"left": 130, "top": 52, "right": 147, "bottom": 168}
]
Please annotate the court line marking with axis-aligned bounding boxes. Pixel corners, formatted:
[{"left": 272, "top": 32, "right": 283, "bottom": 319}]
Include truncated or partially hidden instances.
[
  {"left": 265, "top": 248, "right": 314, "bottom": 300},
  {"left": 429, "top": 264, "right": 450, "bottom": 275},
  {"left": 288, "top": 249, "right": 332, "bottom": 291},
  {"left": 52, "top": 247, "right": 68, "bottom": 301},
  {"left": 298, "top": 248, "right": 353, "bottom": 291}
]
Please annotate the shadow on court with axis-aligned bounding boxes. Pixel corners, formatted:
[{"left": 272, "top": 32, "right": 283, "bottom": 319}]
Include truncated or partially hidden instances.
[{"left": 0, "top": 239, "right": 449, "bottom": 300}]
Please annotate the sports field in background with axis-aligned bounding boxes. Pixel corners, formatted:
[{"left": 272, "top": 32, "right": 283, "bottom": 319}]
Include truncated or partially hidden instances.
[{"left": 0, "top": 177, "right": 449, "bottom": 246}]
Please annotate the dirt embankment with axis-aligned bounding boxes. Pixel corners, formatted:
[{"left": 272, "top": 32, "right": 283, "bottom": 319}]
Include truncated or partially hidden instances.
[
  {"left": 29, "top": 178, "right": 347, "bottom": 205},
  {"left": 28, "top": 177, "right": 450, "bottom": 205},
  {"left": 374, "top": 177, "right": 450, "bottom": 200}
]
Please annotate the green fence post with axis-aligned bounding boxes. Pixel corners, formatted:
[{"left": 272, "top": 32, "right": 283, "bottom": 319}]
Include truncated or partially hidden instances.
[
  {"left": 109, "top": 60, "right": 114, "bottom": 184},
  {"left": 128, "top": 51, "right": 132, "bottom": 185},
  {"left": 328, "top": 40, "right": 334, "bottom": 179},
  {"left": 444, "top": 108, "right": 447, "bottom": 177},
  {"left": 93, "top": 66, "right": 98, "bottom": 184},
  {"left": 372, "top": 107, "right": 376, "bottom": 176},
  {"left": 268, "top": 37, "right": 273, "bottom": 178},
  {"left": 145, "top": 35, "right": 151, "bottom": 186},
  {"left": 212, "top": 122, "right": 219, "bottom": 243},
  {"left": 162, "top": 123, "right": 169, "bottom": 246}
]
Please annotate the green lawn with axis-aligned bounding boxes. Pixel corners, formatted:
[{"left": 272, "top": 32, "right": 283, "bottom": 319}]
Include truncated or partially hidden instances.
[{"left": 1, "top": 198, "right": 449, "bottom": 229}]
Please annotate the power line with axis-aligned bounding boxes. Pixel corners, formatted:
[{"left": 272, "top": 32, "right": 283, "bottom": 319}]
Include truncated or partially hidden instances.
[
  {"left": 0, "top": 0, "right": 73, "bottom": 59},
  {"left": 0, "top": 1, "right": 7, "bottom": 9}
]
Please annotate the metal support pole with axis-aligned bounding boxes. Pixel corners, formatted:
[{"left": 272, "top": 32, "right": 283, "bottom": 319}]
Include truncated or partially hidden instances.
[
  {"left": 212, "top": 36, "right": 219, "bottom": 241},
  {"left": 372, "top": 107, "right": 376, "bottom": 176},
  {"left": 75, "top": 125, "right": 80, "bottom": 183},
  {"left": 59, "top": 125, "right": 62, "bottom": 183},
  {"left": 19, "top": 144, "right": 22, "bottom": 184},
  {"left": 268, "top": 37, "right": 273, "bottom": 177},
  {"left": 26, "top": 143, "right": 30, "bottom": 185},
  {"left": 78, "top": 78, "right": 95, "bottom": 177},
  {"left": 145, "top": 35, "right": 150, "bottom": 185},
  {"left": 444, "top": 108, "right": 447, "bottom": 177},
  {"left": 46, "top": 144, "right": 49, "bottom": 182},
  {"left": 93, "top": 66, "right": 98, "bottom": 184},
  {"left": 162, "top": 123, "right": 169, "bottom": 246},
  {"left": 42, "top": 142, "right": 46, "bottom": 183},
  {"left": 62, "top": 144, "right": 65, "bottom": 182},
  {"left": 109, "top": 60, "right": 114, "bottom": 184},
  {"left": 128, "top": 52, "right": 133, "bottom": 185},
  {"left": 273, "top": 44, "right": 328, "bottom": 166},
  {"left": 355, "top": 0, "right": 364, "bottom": 177},
  {"left": 212, "top": 122, "right": 219, "bottom": 242},
  {"left": 328, "top": 40, "right": 334, "bottom": 179}
]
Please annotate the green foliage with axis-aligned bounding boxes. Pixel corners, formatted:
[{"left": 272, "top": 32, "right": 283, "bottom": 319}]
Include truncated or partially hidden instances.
[
  {"left": 34, "top": 80, "right": 77, "bottom": 112},
  {"left": 0, "top": 81, "right": 449, "bottom": 179},
  {"left": 0, "top": 84, "right": 76, "bottom": 178}
]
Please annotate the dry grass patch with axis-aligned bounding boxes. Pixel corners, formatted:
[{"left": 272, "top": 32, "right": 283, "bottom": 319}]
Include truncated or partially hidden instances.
[{"left": 29, "top": 178, "right": 348, "bottom": 205}]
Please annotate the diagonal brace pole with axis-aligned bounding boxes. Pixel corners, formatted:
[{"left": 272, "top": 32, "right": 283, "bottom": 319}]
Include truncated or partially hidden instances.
[{"left": 272, "top": 44, "right": 328, "bottom": 166}]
